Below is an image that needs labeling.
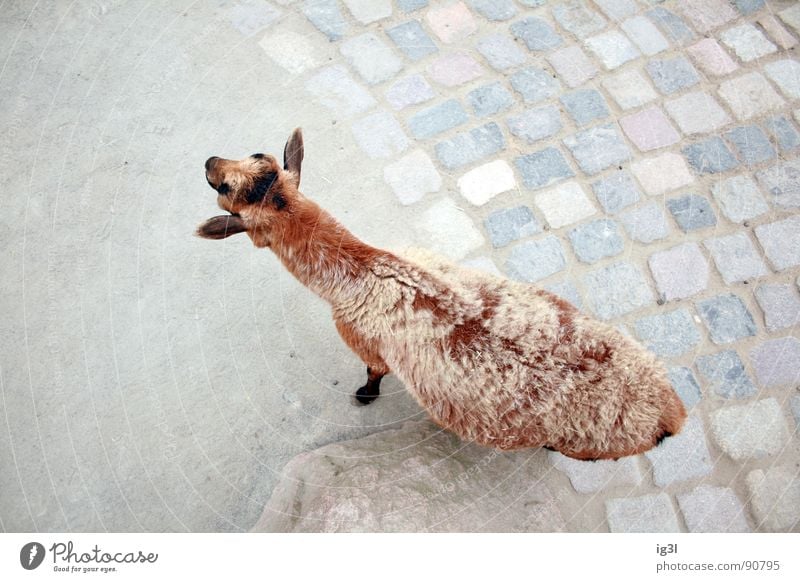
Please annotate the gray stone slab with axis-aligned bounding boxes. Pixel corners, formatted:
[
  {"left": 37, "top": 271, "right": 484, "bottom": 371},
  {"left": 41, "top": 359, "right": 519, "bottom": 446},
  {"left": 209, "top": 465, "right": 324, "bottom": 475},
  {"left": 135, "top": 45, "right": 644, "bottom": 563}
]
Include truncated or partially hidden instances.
[
  {"left": 468, "top": 82, "right": 514, "bottom": 117},
  {"left": 560, "top": 89, "right": 610, "bottom": 127},
  {"left": 435, "top": 123, "right": 505, "bottom": 170},
  {"left": 510, "top": 67, "right": 560, "bottom": 104},
  {"left": 504, "top": 236, "right": 567, "bottom": 283},
  {"left": 386, "top": 21, "right": 438, "bottom": 62},
  {"left": 514, "top": 147, "right": 575, "bottom": 189},
  {"left": 645, "top": 416, "right": 713, "bottom": 487},
  {"left": 755, "top": 159, "right": 800, "bottom": 208},
  {"left": 408, "top": 99, "right": 468, "bottom": 139},
  {"left": 696, "top": 294, "right": 757, "bottom": 345},
  {"left": 592, "top": 171, "right": 640, "bottom": 215},
  {"left": 703, "top": 232, "right": 768, "bottom": 284},
  {"left": 754, "top": 215, "right": 800, "bottom": 271},
  {"left": 484, "top": 206, "right": 541, "bottom": 248},
  {"left": 668, "top": 367, "right": 702, "bottom": 410},
  {"left": 682, "top": 137, "right": 739, "bottom": 174},
  {"left": 606, "top": 494, "right": 681, "bottom": 533},
  {"left": 506, "top": 105, "right": 562, "bottom": 144},
  {"left": 583, "top": 262, "right": 653, "bottom": 320},
  {"left": 510, "top": 17, "right": 563, "bottom": 52},
  {"left": 620, "top": 202, "right": 669, "bottom": 244},
  {"left": 750, "top": 337, "right": 800, "bottom": 388},
  {"left": 634, "top": 309, "right": 701, "bottom": 358},
  {"left": 563, "top": 123, "right": 632, "bottom": 176},
  {"left": 666, "top": 194, "right": 717, "bottom": 232},
  {"left": 755, "top": 284, "right": 800, "bottom": 332},
  {"left": 695, "top": 350, "right": 757, "bottom": 399},
  {"left": 711, "top": 398, "right": 789, "bottom": 460},
  {"left": 568, "top": 219, "right": 624, "bottom": 264},
  {"left": 677, "top": 485, "right": 751, "bottom": 532},
  {"left": 646, "top": 56, "right": 700, "bottom": 94},
  {"left": 725, "top": 126, "right": 776, "bottom": 167}
]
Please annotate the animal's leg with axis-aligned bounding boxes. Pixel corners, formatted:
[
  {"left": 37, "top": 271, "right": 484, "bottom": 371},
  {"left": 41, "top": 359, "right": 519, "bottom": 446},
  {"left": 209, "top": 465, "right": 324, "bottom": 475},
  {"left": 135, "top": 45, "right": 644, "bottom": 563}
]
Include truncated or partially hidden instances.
[{"left": 334, "top": 319, "right": 390, "bottom": 405}]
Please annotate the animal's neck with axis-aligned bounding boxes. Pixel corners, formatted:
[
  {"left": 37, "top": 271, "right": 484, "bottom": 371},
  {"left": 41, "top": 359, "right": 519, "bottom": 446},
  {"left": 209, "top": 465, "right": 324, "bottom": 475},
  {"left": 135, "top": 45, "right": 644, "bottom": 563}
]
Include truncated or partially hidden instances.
[{"left": 270, "top": 199, "right": 384, "bottom": 305}]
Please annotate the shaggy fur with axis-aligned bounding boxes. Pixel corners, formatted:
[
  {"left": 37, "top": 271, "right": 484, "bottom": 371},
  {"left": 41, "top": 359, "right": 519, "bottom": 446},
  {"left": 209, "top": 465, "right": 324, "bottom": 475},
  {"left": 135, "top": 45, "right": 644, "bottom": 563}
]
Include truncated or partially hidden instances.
[{"left": 197, "top": 129, "right": 687, "bottom": 461}]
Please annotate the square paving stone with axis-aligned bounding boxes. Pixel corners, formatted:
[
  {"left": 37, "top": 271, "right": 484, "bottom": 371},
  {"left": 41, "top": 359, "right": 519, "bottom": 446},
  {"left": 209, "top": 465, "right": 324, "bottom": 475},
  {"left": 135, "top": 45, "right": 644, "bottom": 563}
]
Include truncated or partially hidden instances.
[
  {"left": 583, "top": 262, "right": 653, "bottom": 320},
  {"left": 591, "top": 171, "right": 641, "bottom": 215},
  {"left": 720, "top": 23, "right": 777, "bottom": 62},
  {"left": 560, "top": 89, "right": 609, "bottom": 127},
  {"left": 668, "top": 367, "right": 703, "bottom": 410},
  {"left": 682, "top": 137, "right": 738, "bottom": 174},
  {"left": 718, "top": 73, "right": 785, "bottom": 121},
  {"left": 710, "top": 175, "right": 769, "bottom": 223},
  {"left": 504, "top": 236, "right": 566, "bottom": 283},
  {"left": 620, "top": 202, "right": 669, "bottom": 244},
  {"left": 595, "top": 0, "right": 637, "bottom": 22},
  {"left": 534, "top": 181, "right": 596, "bottom": 228},
  {"left": 755, "top": 284, "right": 800, "bottom": 332},
  {"left": 510, "top": 17, "right": 563, "bottom": 52},
  {"left": 780, "top": 4, "right": 800, "bottom": 35},
  {"left": 351, "top": 110, "right": 409, "bottom": 159},
  {"left": 635, "top": 308, "right": 701, "bottom": 358},
  {"left": 724, "top": 126, "right": 776, "bottom": 167},
  {"left": 408, "top": 99, "right": 468, "bottom": 139},
  {"left": 544, "top": 280, "right": 583, "bottom": 310},
  {"left": 754, "top": 215, "right": 800, "bottom": 271},
  {"left": 746, "top": 466, "right": 800, "bottom": 532},
  {"left": 435, "top": 122, "right": 505, "bottom": 170},
  {"left": 398, "top": 0, "right": 428, "bottom": 12},
  {"left": 552, "top": 0, "right": 606, "bottom": 39},
  {"left": 383, "top": 149, "right": 441, "bottom": 205},
  {"left": 601, "top": 69, "right": 658, "bottom": 110},
  {"left": 340, "top": 33, "right": 403, "bottom": 85},
  {"left": 568, "top": 219, "right": 624, "bottom": 264},
  {"left": 457, "top": 160, "right": 516, "bottom": 206},
  {"left": 764, "top": 59, "right": 800, "bottom": 100},
  {"left": 750, "top": 337, "right": 800, "bottom": 388},
  {"left": 677, "top": 485, "right": 751, "bottom": 533},
  {"left": 417, "top": 197, "right": 485, "bottom": 260},
  {"left": 475, "top": 33, "right": 527, "bottom": 71},
  {"left": 645, "top": 416, "right": 713, "bottom": 487},
  {"left": 546, "top": 45, "right": 597, "bottom": 88},
  {"left": 514, "top": 147, "right": 575, "bottom": 189},
  {"left": 425, "top": 1, "right": 477, "bottom": 44},
  {"left": 734, "top": 0, "right": 765, "bottom": 15},
  {"left": 665, "top": 92, "right": 731, "bottom": 136},
  {"left": 696, "top": 294, "right": 757, "bottom": 344},
  {"left": 484, "top": 206, "right": 541, "bottom": 248},
  {"left": 755, "top": 159, "right": 800, "bottom": 208},
  {"left": 606, "top": 494, "right": 680, "bottom": 533},
  {"left": 468, "top": 82, "right": 514, "bottom": 117},
  {"left": 648, "top": 242, "right": 709, "bottom": 301},
  {"left": 506, "top": 105, "right": 562, "bottom": 144},
  {"left": 646, "top": 56, "right": 700, "bottom": 94},
  {"left": 619, "top": 107, "right": 680, "bottom": 151},
  {"left": 467, "top": 0, "right": 516, "bottom": 22},
  {"left": 621, "top": 15, "right": 669, "bottom": 56},
  {"left": 509, "top": 67, "right": 560, "bottom": 104},
  {"left": 686, "top": 38, "right": 739, "bottom": 77},
  {"left": 305, "top": 65, "right": 376, "bottom": 116},
  {"left": 630, "top": 152, "right": 694, "bottom": 196},
  {"left": 711, "top": 398, "right": 789, "bottom": 460},
  {"left": 386, "top": 21, "right": 438, "bottom": 62},
  {"left": 646, "top": 7, "right": 695, "bottom": 46},
  {"left": 764, "top": 115, "right": 800, "bottom": 152},
  {"left": 679, "top": 0, "right": 738, "bottom": 34},
  {"left": 549, "top": 452, "right": 641, "bottom": 494},
  {"left": 696, "top": 350, "right": 757, "bottom": 399},
  {"left": 303, "top": 0, "right": 348, "bottom": 40},
  {"left": 342, "top": 0, "right": 392, "bottom": 24},
  {"left": 386, "top": 74, "right": 435, "bottom": 110},
  {"left": 666, "top": 194, "right": 716, "bottom": 232},
  {"left": 703, "top": 232, "right": 768, "bottom": 284},
  {"left": 585, "top": 30, "right": 640, "bottom": 70},
  {"left": 563, "top": 123, "right": 632, "bottom": 176},
  {"left": 427, "top": 53, "right": 484, "bottom": 87}
]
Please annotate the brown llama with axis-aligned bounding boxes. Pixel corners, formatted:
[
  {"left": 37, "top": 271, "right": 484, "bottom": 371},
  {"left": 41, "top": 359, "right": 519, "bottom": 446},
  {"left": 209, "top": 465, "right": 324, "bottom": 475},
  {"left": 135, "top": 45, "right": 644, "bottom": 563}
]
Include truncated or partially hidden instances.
[{"left": 196, "top": 128, "right": 687, "bottom": 461}]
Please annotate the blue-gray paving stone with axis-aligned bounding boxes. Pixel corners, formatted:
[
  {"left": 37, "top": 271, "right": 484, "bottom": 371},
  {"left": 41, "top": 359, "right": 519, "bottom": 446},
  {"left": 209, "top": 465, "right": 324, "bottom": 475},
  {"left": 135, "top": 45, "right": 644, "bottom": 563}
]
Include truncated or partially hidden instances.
[
  {"left": 755, "top": 159, "right": 800, "bottom": 208},
  {"left": 724, "top": 126, "right": 776, "bottom": 166},
  {"left": 646, "top": 7, "right": 695, "bottom": 46},
  {"left": 635, "top": 309, "right": 701, "bottom": 358},
  {"left": 505, "top": 236, "right": 566, "bottom": 283},
  {"left": 514, "top": 147, "right": 575, "bottom": 189},
  {"left": 507, "top": 105, "right": 562, "bottom": 144},
  {"left": 696, "top": 294, "right": 757, "bottom": 345},
  {"left": 695, "top": 351, "right": 757, "bottom": 400},
  {"left": 683, "top": 137, "right": 739, "bottom": 174},
  {"left": 468, "top": 82, "right": 514, "bottom": 117},
  {"left": 666, "top": 194, "right": 717, "bottom": 232},
  {"left": 386, "top": 21, "right": 438, "bottom": 62},
  {"left": 620, "top": 202, "right": 670, "bottom": 244},
  {"left": 734, "top": 0, "right": 765, "bottom": 15},
  {"left": 583, "top": 261, "right": 654, "bottom": 320},
  {"left": 646, "top": 56, "right": 700, "bottom": 94},
  {"left": 435, "top": 123, "right": 505, "bottom": 170},
  {"left": 568, "top": 219, "right": 625, "bottom": 264},
  {"left": 544, "top": 280, "right": 583, "bottom": 310},
  {"left": 408, "top": 99, "right": 468, "bottom": 139},
  {"left": 563, "top": 124, "right": 632, "bottom": 176},
  {"left": 475, "top": 33, "right": 527, "bottom": 71},
  {"left": 668, "top": 367, "right": 703, "bottom": 410},
  {"left": 302, "top": 0, "right": 347, "bottom": 41},
  {"left": 519, "top": 0, "right": 546, "bottom": 5},
  {"left": 510, "top": 17, "right": 563, "bottom": 52},
  {"left": 510, "top": 67, "right": 559, "bottom": 104},
  {"left": 397, "top": 0, "right": 428, "bottom": 12},
  {"left": 484, "top": 206, "right": 541, "bottom": 248},
  {"left": 560, "top": 89, "right": 609, "bottom": 127},
  {"left": 764, "top": 116, "right": 800, "bottom": 152},
  {"left": 552, "top": 0, "right": 606, "bottom": 40},
  {"left": 592, "top": 171, "right": 641, "bottom": 215},
  {"left": 468, "top": 0, "right": 517, "bottom": 21}
]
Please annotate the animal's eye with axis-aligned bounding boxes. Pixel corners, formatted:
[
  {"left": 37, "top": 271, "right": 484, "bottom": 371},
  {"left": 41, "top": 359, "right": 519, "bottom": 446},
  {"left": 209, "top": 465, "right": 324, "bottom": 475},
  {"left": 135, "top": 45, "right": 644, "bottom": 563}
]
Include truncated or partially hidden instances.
[
  {"left": 217, "top": 182, "right": 230, "bottom": 195},
  {"left": 251, "top": 153, "right": 265, "bottom": 159}
]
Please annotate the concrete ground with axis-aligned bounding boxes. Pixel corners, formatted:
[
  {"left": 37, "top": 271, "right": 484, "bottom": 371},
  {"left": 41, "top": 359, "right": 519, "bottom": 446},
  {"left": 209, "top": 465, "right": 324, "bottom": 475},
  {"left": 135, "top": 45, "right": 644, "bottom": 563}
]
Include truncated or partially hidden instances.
[{"left": 1, "top": 0, "right": 798, "bottom": 532}]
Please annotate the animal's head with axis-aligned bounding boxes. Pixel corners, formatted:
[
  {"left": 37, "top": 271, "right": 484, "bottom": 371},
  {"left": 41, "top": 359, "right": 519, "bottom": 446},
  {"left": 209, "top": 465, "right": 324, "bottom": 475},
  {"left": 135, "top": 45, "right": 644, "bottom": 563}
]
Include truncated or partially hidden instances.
[{"left": 197, "top": 128, "right": 305, "bottom": 247}]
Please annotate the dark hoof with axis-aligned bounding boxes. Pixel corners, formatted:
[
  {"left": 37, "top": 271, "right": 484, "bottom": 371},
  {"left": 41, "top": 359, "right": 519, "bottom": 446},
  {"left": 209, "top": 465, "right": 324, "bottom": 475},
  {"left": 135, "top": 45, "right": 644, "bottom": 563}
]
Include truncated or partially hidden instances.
[{"left": 355, "top": 385, "right": 379, "bottom": 405}]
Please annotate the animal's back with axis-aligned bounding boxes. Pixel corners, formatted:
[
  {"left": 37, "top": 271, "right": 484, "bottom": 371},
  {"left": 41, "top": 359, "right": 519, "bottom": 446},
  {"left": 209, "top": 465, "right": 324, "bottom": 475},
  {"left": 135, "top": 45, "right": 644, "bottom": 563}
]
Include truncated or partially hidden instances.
[{"left": 384, "top": 249, "right": 686, "bottom": 460}]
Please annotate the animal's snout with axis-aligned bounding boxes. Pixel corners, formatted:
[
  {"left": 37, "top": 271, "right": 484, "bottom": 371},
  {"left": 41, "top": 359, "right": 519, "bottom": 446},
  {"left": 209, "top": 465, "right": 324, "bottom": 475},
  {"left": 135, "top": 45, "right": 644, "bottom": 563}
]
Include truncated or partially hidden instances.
[{"left": 205, "top": 156, "right": 220, "bottom": 171}]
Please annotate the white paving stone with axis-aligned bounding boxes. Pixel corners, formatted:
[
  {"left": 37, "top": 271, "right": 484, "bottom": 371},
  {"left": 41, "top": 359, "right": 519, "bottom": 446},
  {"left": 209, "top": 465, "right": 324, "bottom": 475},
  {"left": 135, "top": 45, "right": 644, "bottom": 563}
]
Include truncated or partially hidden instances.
[
  {"left": 764, "top": 59, "right": 800, "bottom": 101},
  {"left": 259, "top": 29, "right": 323, "bottom": 74},
  {"left": 383, "top": 150, "right": 441, "bottom": 205},
  {"left": 718, "top": 73, "right": 785, "bottom": 121},
  {"left": 720, "top": 23, "right": 777, "bottom": 62},
  {"left": 601, "top": 69, "right": 658, "bottom": 110},
  {"left": 677, "top": 485, "right": 750, "bottom": 533},
  {"left": 340, "top": 33, "right": 403, "bottom": 85},
  {"left": 606, "top": 494, "right": 681, "bottom": 533},
  {"left": 305, "top": 65, "right": 376, "bottom": 116},
  {"left": 457, "top": 160, "right": 516, "bottom": 206},
  {"left": 548, "top": 452, "right": 642, "bottom": 494},
  {"left": 621, "top": 16, "right": 669, "bottom": 56},
  {"left": 665, "top": 92, "right": 732, "bottom": 136},
  {"left": 645, "top": 416, "right": 713, "bottom": 487},
  {"left": 534, "top": 182, "right": 597, "bottom": 229},
  {"left": 710, "top": 398, "right": 789, "bottom": 461},
  {"left": 631, "top": 153, "right": 694, "bottom": 196},
  {"left": 342, "top": 0, "right": 392, "bottom": 25},
  {"left": 746, "top": 466, "right": 800, "bottom": 531},
  {"left": 351, "top": 110, "right": 409, "bottom": 159},
  {"left": 546, "top": 45, "right": 598, "bottom": 88},
  {"left": 417, "top": 197, "right": 484, "bottom": 260},
  {"left": 711, "top": 175, "right": 769, "bottom": 224},
  {"left": 585, "top": 31, "right": 640, "bottom": 70}
]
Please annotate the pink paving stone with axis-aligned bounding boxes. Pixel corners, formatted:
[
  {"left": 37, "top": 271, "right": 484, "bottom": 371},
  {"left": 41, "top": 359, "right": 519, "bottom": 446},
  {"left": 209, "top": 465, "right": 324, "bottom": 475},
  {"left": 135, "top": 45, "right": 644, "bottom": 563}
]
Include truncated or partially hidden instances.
[
  {"left": 426, "top": 53, "right": 484, "bottom": 87},
  {"left": 686, "top": 39, "right": 739, "bottom": 77},
  {"left": 758, "top": 15, "right": 798, "bottom": 50},
  {"left": 619, "top": 107, "right": 680, "bottom": 152},
  {"left": 424, "top": 1, "right": 477, "bottom": 44},
  {"left": 679, "top": 0, "right": 737, "bottom": 34}
]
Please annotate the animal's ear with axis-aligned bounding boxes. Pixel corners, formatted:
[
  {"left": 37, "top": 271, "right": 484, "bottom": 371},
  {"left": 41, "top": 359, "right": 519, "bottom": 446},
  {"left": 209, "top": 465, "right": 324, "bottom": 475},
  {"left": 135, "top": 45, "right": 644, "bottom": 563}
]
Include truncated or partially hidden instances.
[
  {"left": 196, "top": 215, "right": 248, "bottom": 239},
  {"left": 283, "top": 127, "right": 304, "bottom": 186}
]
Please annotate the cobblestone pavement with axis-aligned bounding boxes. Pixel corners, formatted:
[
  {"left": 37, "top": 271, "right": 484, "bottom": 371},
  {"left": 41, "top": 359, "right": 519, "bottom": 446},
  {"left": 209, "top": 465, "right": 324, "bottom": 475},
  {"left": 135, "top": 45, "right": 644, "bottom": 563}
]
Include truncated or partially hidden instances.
[{"left": 1, "top": 0, "right": 798, "bottom": 533}]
